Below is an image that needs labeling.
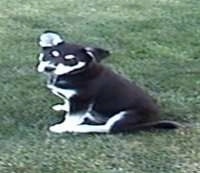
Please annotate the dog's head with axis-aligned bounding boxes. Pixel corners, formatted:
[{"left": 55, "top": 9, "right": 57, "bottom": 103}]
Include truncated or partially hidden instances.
[{"left": 37, "top": 31, "right": 110, "bottom": 75}]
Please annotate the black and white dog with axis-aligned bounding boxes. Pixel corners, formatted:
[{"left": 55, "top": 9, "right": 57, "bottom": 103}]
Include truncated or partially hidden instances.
[{"left": 37, "top": 31, "right": 181, "bottom": 133}]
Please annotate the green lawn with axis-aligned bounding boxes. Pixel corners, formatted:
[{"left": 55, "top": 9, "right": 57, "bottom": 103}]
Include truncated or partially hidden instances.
[{"left": 0, "top": 0, "right": 200, "bottom": 172}]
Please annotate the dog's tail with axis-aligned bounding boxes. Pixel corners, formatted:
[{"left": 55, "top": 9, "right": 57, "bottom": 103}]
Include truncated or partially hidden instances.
[
  {"left": 136, "top": 120, "right": 183, "bottom": 130},
  {"left": 111, "top": 120, "right": 183, "bottom": 133}
]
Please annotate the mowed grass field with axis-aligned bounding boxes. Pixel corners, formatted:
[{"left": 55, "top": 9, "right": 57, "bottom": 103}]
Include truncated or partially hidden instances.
[{"left": 0, "top": 0, "right": 200, "bottom": 172}]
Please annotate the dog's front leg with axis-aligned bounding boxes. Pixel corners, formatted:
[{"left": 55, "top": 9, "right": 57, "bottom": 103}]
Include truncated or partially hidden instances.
[
  {"left": 52, "top": 104, "right": 66, "bottom": 111},
  {"left": 49, "top": 113, "right": 85, "bottom": 133},
  {"left": 52, "top": 100, "right": 70, "bottom": 112},
  {"left": 64, "top": 111, "right": 125, "bottom": 133},
  {"left": 65, "top": 124, "right": 110, "bottom": 133}
]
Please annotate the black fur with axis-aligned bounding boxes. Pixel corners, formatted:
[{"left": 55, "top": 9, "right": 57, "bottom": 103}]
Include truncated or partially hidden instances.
[
  {"left": 38, "top": 32, "right": 182, "bottom": 133},
  {"left": 52, "top": 62, "right": 181, "bottom": 132}
]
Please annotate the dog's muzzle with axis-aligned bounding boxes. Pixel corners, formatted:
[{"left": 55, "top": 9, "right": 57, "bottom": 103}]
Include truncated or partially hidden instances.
[
  {"left": 37, "top": 61, "right": 56, "bottom": 73},
  {"left": 44, "top": 66, "right": 56, "bottom": 72}
]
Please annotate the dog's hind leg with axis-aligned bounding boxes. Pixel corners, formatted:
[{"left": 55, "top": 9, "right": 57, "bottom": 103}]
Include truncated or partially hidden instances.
[
  {"left": 61, "top": 111, "right": 148, "bottom": 133},
  {"left": 110, "top": 111, "right": 181, "bottom": 133},
  {"left": 63, "top": 111, "right": 126, "bottom": 133},
  {"left": 109, "top": 110, "right": 150, "bottom": 133},
  {"left": 49, "top": 110, "right": 180, "bottom": 133}
]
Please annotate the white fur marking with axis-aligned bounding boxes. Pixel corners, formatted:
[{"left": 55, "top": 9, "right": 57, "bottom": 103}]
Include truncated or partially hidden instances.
[
  {"left": 85, "top": 47, "right": 95, "bottom": 59},
  {"left": 86, "top": 51, "right": 95, "bottom": 59},
  {"left": 38, "top": 53, "right": 44, "bottom": 61},
  {"left": 105, "top": 111, "right": 125, "bottom": 129},
  {"left": 64, "top": 54, "right": 76, "bottom": 60},
  {"left": 49, "top": 113, "right": 86, "bottom": 133},
  {"left": 82, "top": 112, "right": 98, "bottom": 122},
  {"left": 52, "top": 101, "right": 69, "bottom": 112},
  {"left": 85, "top": 47, "right": 93, "bottom": 52},
  {"left": 54, "top": 61, "right": 86, "bottom": 75},
  {"left": 55, "top": 111, "right": 126, "bottom": 133},
  {"left": 47, "top": 85, "right": 76, "bottom": 99},
  {"left": 65, "top": 114, "right": 86, "bottom": 126},
  {"left": 51, "top": 50, "right": 60, "bottom": 57},
  {"left": 39, "top": 32, "right": 63, "bottom": 47},
  {"left": 37, "top": 61, "right": 51, "bottom": 72},
  {"left": 65, "top": 124, "right": 109, "bottom": 133}
]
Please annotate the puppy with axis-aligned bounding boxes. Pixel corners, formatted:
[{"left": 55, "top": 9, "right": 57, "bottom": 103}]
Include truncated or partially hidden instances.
[{"left": 37, "top": 31, "right": 181, "bottom": 133}]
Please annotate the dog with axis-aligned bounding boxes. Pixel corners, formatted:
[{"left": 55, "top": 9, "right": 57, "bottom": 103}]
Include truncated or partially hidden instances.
[{"left": 37, "top": 31, "right": 181, "bottom": 133}]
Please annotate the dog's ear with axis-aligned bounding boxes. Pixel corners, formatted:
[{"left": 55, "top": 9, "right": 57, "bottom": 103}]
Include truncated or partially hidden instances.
[
  {"left": 38, "top": 31, "right": 64, "bottom": 48},
  {"left": 84, "top": 47, "right": 110, "bottom": 62}
]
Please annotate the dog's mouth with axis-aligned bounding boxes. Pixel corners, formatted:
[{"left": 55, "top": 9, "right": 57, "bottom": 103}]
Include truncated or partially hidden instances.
[
  {"left": 37, "top": 61, "right": 86, "bottom": 75},
  {"left": 37, "top": 60, "right": 56, "bottom": 74},
  {"left": 53, "top": 61, "right": 86, "bottom": 75},
  {"left": 44, "top": 66, "right": 56, "bottom": 73}
]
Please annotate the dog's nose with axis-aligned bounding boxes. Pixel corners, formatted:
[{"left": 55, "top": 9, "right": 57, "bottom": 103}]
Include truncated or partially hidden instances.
[{"left": 44, "top": 67, "right": 56, "bottom": 72}]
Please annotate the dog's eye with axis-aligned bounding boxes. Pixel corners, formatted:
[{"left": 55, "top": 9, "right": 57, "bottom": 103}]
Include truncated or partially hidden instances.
[
  {"left": 64, "top": 55, "right": 76, "bottom": 60},
  {"left": 63, "top": 54, "right": 78, "bottom": 66},
  {"left": 51, "top": 50, "right": 60, "bottom": 57},
  {"left": 64, "top": 54, "right": 76, "bottom": 60}
]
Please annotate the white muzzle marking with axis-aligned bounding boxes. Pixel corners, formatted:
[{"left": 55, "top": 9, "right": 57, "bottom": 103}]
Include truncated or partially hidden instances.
[
  {"left": 54, "top": 62, "right": 86, "bottom": 75},
  {"left": 37, "top": 61, "right": 56, "bottom": 73}
]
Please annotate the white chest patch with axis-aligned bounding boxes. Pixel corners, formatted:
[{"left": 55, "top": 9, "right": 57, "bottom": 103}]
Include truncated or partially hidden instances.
[{"left": 47, "top": 85, "right": 76, "bottom": 99}]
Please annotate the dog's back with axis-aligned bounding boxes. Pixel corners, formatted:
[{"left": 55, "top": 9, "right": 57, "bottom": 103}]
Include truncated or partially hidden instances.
[
  {"left": 90, "top": 65, "right": 159, "bottom": 120},
  {"left": 37, "top": 32, "right": 182, "bottom": 133},
  {"left": 54, "top": 63, "right": 160, "bottom": 123}
]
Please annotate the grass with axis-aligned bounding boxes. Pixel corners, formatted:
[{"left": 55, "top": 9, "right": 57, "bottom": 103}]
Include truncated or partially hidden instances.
[{"left": 0, "top": 0, "right": 200, "bottom": 172}]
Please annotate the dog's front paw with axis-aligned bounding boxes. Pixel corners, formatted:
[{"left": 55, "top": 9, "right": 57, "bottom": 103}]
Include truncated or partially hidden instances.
[
  {"left": 49, "top": 123, "right": 70, "bottom": 133},
  {"left": 47, "top": 84, "right": 54, "bottom": 89},
  {"left": 52, "top": 104, "right": 67, "bottom": 111},
  {"left": 49, "top": 124, "right": 85, "bottom": 133}
]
